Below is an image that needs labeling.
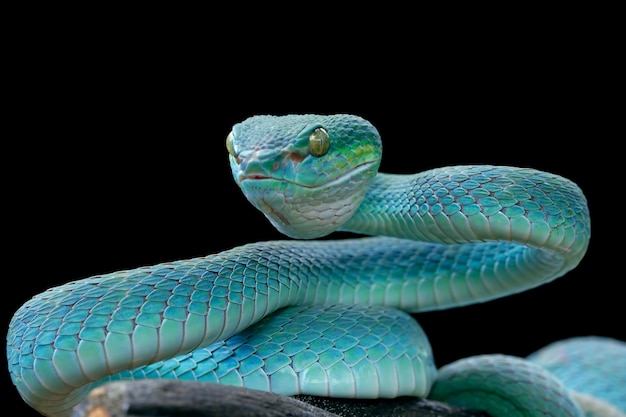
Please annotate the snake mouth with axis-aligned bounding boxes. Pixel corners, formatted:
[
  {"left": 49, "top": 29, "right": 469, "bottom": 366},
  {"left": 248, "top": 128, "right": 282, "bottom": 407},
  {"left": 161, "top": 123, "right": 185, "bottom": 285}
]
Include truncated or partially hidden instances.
[{"left": 238, "top": 159, "right": 378, "bottom": 189}]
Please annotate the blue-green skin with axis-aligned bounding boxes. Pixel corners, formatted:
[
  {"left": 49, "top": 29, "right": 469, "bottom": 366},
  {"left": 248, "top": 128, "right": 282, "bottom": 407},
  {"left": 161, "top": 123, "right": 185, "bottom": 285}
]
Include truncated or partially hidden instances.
[
  {"left": 8, "top": 114, "right": 618, "bottom": 417},
  {"left": 527, "top": 337, "right": 626, "bottom": 417}
]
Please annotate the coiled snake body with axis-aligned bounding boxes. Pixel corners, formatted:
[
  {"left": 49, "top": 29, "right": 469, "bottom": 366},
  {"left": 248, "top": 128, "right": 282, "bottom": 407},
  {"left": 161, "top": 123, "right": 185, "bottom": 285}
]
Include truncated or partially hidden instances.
[{"left": 7, "top": 115, "right": 625, "bottom": 416}]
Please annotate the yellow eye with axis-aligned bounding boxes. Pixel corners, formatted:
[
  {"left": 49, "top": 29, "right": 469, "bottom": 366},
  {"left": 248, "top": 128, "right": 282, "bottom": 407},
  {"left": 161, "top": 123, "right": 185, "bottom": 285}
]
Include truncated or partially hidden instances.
[
  {"left": 309, "top": 127, "right": 330, "bottom": 157},
  {"left": 226, "top": 131, "right": 241, "bottom": 164},
  {"left": 226, "top": 131, "right": 236, "bottom": 156}
]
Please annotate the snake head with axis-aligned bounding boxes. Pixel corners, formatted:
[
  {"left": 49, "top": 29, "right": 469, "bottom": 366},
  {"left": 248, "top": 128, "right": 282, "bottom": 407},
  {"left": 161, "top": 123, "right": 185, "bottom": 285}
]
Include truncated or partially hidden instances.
[{"left": 227, "top": 114, "right": 382, "bottom": 239}]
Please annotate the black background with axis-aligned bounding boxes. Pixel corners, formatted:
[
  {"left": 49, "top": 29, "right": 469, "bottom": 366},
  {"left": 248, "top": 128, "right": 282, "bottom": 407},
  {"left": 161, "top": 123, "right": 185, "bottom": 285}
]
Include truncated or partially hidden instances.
[{"left": 4, "top": 21, "right": 622, "bottom": 417}]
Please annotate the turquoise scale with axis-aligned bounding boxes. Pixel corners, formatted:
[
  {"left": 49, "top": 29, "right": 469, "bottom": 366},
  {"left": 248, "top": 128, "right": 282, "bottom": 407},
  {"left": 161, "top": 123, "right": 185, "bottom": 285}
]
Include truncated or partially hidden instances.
[{"left": 103, "top": 305, "right": 436, "bottom": 399}]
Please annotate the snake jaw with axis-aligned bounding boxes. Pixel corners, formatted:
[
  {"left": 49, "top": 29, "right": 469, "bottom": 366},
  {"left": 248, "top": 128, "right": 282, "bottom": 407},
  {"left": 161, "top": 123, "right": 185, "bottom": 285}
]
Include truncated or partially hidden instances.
[
  {"left": 257, "top": 197, "right": 291, "bottom": 228},
  {"left": 237, "top": 159, "right": 380, "bottom": 239}
]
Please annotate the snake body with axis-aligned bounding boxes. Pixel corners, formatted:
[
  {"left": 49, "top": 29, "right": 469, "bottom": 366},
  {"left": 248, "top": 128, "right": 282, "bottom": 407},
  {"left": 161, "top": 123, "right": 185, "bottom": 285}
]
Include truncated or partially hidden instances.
[{"left": 7, "top": 114, "right": 623, "bottom": 416}]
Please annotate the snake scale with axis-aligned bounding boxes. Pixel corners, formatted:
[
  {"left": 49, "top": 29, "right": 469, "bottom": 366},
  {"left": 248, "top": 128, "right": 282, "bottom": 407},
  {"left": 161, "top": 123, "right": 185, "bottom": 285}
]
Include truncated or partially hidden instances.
[{"left": 7, "top": 114, "right": 625, "bottom": 417}]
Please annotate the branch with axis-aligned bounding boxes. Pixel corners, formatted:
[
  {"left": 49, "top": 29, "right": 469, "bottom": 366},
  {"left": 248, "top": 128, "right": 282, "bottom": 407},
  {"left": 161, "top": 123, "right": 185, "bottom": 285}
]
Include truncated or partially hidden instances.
[{"left": 71, "top": 380, "right": 489, "bottom": 417}]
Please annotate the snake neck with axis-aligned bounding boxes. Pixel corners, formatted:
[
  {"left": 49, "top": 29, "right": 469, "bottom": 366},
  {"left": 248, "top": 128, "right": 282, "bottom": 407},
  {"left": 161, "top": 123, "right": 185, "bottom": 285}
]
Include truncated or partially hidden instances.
[{"left": 340, "top": 166, "right": 591, "bottom": 269}]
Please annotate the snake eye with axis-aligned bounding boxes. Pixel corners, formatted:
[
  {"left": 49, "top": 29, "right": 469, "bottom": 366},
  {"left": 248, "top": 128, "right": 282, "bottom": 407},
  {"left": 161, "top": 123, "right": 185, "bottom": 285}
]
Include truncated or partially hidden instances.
[
  {"left": 226, "top": 131, "right": 239, "bottom": 162},
  {"left": 308, "top": 127, "right": 330, "bottom": 157}
]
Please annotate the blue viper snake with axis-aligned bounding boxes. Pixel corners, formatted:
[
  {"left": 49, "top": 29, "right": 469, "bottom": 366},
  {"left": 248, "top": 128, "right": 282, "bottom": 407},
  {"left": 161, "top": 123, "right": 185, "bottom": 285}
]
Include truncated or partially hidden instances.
[{"left": 7, "top": 114, "right": 625, "bottom": 416}]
